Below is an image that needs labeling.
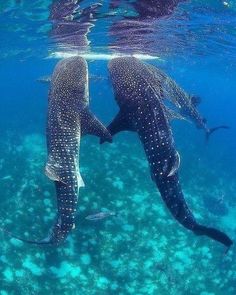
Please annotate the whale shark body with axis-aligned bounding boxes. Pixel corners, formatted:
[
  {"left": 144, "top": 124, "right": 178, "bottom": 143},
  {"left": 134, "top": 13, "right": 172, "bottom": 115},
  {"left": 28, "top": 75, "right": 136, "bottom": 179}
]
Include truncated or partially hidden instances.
[
  {"left": 105, "top": 57, "right": 232, "bottom": 249},
  {"left": 4, "top": 57, "right": 111, "bottom": 245},
  {"left": 144, "top": 63, "right": 229, "bottom": 140}
]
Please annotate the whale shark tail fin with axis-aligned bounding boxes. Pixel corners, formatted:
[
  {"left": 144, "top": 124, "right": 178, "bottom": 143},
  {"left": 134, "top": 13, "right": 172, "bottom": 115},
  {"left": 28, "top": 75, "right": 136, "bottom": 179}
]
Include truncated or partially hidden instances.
[
  {"left": 0, "top": 228, "right": 52, "bottom": 245},
  {"left": 206, "top": 125, "right": 230, "bottom": 142},
  {"left": 1, "top": 215, "right": 75, "bottom": 246},
  {"left": 193, "top": 224, "right": 233, "bottom": 251}
]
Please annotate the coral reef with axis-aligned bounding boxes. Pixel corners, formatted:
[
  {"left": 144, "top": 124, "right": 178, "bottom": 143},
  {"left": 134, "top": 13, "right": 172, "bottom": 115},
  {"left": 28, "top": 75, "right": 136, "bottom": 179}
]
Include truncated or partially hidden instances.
[{"left": 0, "top": 133, "right": 235, "bottom": 294}]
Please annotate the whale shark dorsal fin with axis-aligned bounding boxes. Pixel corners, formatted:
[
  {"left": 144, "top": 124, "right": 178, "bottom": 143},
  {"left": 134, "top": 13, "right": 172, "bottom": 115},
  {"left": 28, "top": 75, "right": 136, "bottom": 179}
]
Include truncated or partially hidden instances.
[
  {"left": 81, "top": 109, "right": 112, "bottom": 142},
  {"left": 167, "top": 151, "right": 181, "bottom": 177},
  {"left": 106, "top": 109, "right": 134, "bottom": 137}
]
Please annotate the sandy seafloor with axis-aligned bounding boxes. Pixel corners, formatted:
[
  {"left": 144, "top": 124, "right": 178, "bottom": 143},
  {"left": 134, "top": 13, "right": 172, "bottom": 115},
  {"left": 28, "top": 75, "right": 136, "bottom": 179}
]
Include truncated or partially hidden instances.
[{"left": 0, "top": 58, "right": 235, "bottom": 295}]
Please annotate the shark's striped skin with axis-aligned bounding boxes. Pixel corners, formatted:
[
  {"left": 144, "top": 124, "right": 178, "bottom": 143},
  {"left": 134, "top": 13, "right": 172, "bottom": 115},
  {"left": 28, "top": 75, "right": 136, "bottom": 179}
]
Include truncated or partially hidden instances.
[
  {"left": 106, "top": 57, "right": 232, "bottom": 249},
  {"left": 3, "top": 57, "right": 111, "bottom": 245}
]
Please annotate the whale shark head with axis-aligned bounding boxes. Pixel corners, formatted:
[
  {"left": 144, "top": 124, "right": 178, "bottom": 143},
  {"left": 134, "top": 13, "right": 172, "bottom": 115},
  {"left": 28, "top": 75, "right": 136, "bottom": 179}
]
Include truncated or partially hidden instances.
[
  {"left": 50, "top": 56, "right": 89, "bottom": 112},
  {"left": 108, "top": 57, "right": 150, "bottom": 108}
]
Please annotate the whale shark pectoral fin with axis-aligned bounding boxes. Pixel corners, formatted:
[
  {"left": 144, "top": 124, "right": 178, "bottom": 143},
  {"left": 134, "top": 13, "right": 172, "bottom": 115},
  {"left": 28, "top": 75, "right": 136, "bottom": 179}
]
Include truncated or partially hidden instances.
[
  {"left": 167, "top": 151, "right": 180, "bottom": 177},
  {"left": 81, "top": 109, "right": 112, "bottom": 143},
  {"left": 45, "top": 165, "right": 67, "bottom": 185},
  {"left": 45, "top": 156, "right": 67, "bottom": 184},
  {"left": 106, "top": 110, "right": 134, "bottom": 137}
]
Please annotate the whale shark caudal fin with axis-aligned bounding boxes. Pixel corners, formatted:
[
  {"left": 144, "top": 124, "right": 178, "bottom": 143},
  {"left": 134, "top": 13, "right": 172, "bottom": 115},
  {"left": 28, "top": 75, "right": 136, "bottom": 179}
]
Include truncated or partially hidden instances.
[
  {"left": 206, "top": 125, "right": 230, "bottom": 142},
  {"left": 100, "top": 109, "right": 134, "bottom": 144},
  {"left": 193, "top": 224, "right": 233, "bottom": 250},
  {"left": 81, "top": 109, "right": 112, "bottom": 143},
  {"left": 0, "top": 227, "right": 52, "bottom": 245},
  {"left": 1, "top": 214, "right": 77, "bottom": 246}
]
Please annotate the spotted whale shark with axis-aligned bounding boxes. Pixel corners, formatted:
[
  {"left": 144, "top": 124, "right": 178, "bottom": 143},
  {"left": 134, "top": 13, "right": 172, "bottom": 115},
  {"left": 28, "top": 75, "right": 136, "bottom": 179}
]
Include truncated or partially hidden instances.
[
  {"left": 144, "top": 62, "right": 229, "bottom": 140},
  {"left": 104, "top": 57, "right": 232, "bottom": 249},
  {"left": 3, "top": 57, "right": 111, "bottom": 245}
]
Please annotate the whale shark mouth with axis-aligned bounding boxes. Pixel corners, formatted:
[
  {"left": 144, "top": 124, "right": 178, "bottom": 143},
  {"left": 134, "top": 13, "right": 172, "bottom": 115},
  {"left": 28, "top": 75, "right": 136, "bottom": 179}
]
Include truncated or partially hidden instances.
[{"left": 47, "top": 51, "right": 163, "bottom": 61}]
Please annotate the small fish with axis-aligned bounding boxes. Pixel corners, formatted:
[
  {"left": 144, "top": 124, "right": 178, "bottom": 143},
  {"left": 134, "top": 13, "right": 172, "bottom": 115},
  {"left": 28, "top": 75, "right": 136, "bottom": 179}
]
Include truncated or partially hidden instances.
[
  {"left": 85, "top": 211, "right": 116, "bottom": 221},
  {"left": 36, "top": 75, "right": 51, "bottom": 84}
]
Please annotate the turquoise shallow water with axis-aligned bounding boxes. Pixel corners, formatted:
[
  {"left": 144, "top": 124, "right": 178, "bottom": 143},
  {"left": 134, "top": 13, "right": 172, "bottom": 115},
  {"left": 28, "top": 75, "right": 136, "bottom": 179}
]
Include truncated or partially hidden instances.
[{"left": 0, "top": 1, "right": 236, "bottom": 294}]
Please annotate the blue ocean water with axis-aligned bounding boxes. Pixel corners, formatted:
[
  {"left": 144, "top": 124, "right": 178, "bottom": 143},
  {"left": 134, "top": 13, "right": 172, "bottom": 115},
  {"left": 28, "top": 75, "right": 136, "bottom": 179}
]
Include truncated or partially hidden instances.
[{"left": 0, "top": 1, "right": 236, "bottom": 294}]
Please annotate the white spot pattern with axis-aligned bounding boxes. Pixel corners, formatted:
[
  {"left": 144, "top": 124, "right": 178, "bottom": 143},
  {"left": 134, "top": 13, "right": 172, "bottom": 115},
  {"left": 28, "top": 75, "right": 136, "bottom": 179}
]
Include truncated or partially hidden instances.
[{"left": 109, "top": 57, "right": 196, "bottom": 231}]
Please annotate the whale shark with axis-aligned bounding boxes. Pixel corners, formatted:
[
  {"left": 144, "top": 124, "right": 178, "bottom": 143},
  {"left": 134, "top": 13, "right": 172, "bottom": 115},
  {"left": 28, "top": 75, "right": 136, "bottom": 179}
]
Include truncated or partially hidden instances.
[
  {"left": 104, "top": 57, "right": 232, "bottom": 249},
  {"left": 144, "top": 62, "right": 229, "bottom": 140},
  {"left": 3, "top": 57, "right": 111, "bottom": 245},
  {"left": 113, "top": 57, "right": 228, "bottom": 140}
]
